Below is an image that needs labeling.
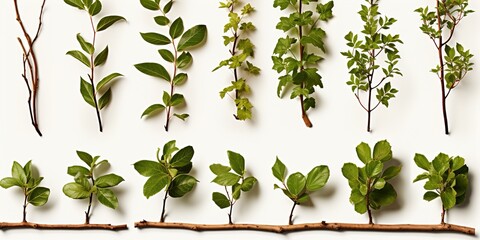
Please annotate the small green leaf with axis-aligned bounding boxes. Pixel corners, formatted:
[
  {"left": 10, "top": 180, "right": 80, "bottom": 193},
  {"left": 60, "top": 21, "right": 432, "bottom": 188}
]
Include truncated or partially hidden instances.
[
  {"left": 97, "top": 73, "right": 122, "bottom": 92},
  {"left": 67, "top": 50, "right": 90, "bottom": 67},
  {"left": 370, "top": 183, "right": 397, "bottom": 207},
  {"left": 63, "top": 182, "right": 91, "bottom": 199},
  {"left": 342, "top": 163, "right": 358, "bottom": 180},
  {"left": 306, "top": 165, "right": 329, "bottom": 191},
  {"left": 67, "top": 166, "right": 90, "bottom": 177},
  {"left": 98, "top": 88, "right": 111, "bottom": 110},
  {"left": 177, "top": 52, "right": 193, "bottom": 69},
  {"left": 96, "top": 174, "right": 124, "bottom": 188},
  {"left": 286, "top": 172, "right": 306, "bottom": 197},
  {"left": 154, "top": 16, "right": 169, "bottom": 26},
  {"left": 135, "top": 62, "right": 171, "bottom": 81},
  {"left": 163, "top": 0, "right": 173, "bottom": 13},
  {"left": 441, "top": 187, "right": 456, "bottom": 210},
  {"left": 64, "top": 0, "right": 84, "bottom": 10},
  {"left": 170, "top": 146, "right": 194, "bottom": 168},
  {"left": 169, "top": 17, "right": 184, "bottom": 39},
  {"left": 97, "top": 188, "right": 118, "bottom": 209},
  {"left": 143, "top": 174, "right": 170, "bottom": 199},
  {"left": 209, "top": 164, "right": 231, "bottom": 175},
  {"left": 227, "top": 150, "right": 245, "bottom": 175},
  {"left": 94, "top": 46, "right": 109, "bottom": 66},
  {"left": 272, "top": 157, "right": 286, "bottom": 182},
  {"left": 97, "top": 16, "right": 125, "bottom": 31},
  {"left": 140, "top": 0, "right": 160, "bottom": 10},
  {"left": 177, "top": 25, "right": 207, "bottom": 51},
  {"left": 366, "top": 161, "right": 383, "bottom": 178},
  {"left": 141, "top": 104, "right": 165, "bottom": 118},
  {"left": 212, "top": 172, "right": 240, "bottom": 186},
  {"left": 382, "top": 166, "right": 401, "bottom": 181},
  {"left": 0, "top": 177, "right": 22, "bottom": 188},
  {"left": 80, "top": 78, "right": 95, "bottom": 108},
  {"left": 241, "top": 176, "right": 257, "bottom": 192},
  {"left": 140, "top": 32, "right": 171, "bottom": 45},
  {"left": 88, "top": 1, "right": 102, "bottom": 16},
  {"left": 212, "top": 192, "right": 230, "bottom": 209},
  {"left": 170, "top": 94, "right": 185, "bottom": 106},
  {"left": 173, "top": 73, "right": 188, "bottom": 85},
  {"left": 76, "top": 150, "right": 93, "bottom": 167},
  {"left": 76, "top": 34, "right": 94, "bottom": 54},
  {"left": 134, "top": 160, "right": 167, "bottom": 177},
  {"left": 414, "top": 153, "right": 430, "bottom": 171},
  {"left": 12, "top": 161, "right": 27, "bottom": 185},
  {"left": 158, "top": 49, "right": 174, "bottom": 62},
  {"left": 169, "top": 175, "right": 197, "bottom": 198},
  {"left": 373, "top": 140, "right": 392, "bottom": 162},
  {"left": 423, "top": 191, "right": 439, "bottom": 201},
  {"left": 174, "top": 113, "right": 189, "bottom": 121},
  {"left": 356, "top": 142, "right": 372, "bottom": 164},
  {"left": 28, "top": 187, "right": 50, "bottom": 206}
]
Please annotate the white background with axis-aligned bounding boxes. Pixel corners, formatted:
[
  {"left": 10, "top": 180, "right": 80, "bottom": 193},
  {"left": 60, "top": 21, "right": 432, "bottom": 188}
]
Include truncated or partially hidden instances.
[{"left": 0, "top": 0, "right": 479, "bottom": 239}]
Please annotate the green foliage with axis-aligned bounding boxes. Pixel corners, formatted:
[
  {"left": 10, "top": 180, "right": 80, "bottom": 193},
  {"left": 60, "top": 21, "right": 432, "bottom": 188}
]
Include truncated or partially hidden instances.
[
  {"left": 134, "top": 140, "right": 197, "bottom": 222},
  {"left": 342, "top": 140, "right": 401, "bottom": 223},
  {"left": 341, "top": 0, "right": 402, "bottom": 132},
  {"left": 0, "top": 161, "right": 50, "bottom": 221},
  {"left": 413, "top": 153, "right": 469, "bottom": 223},
  {"left": 64, "top": 0, "right": 125, "bottom": 131},
  {"left": 272, "top": 0, "right": 334, "bottom": 127},
  {"left": 136, "top": 0, "right": 208, "bottom": 131},
  {"left": 272, "top": 157, "right": 329, "bottom": 224},
  {"left": 213, "top": 0, "right": 260, "bottom": 121},
  {"left": 210, "top": 150, "right": 257, "bottom": 224},
  {"left": 63, "top": 151, "right": 124, "bottom": 213}
]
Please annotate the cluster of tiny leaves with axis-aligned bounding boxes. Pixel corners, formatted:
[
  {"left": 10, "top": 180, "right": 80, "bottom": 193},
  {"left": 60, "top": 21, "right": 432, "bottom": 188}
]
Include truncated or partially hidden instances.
[
  {"left": 342, "top": 140, "right": 401, "bottom": 219},
  {"left": 65, "top": 0, "right": 125, "bottom": 115},
  {"left": 210, "top": 151, "right": 257, "bottom": 223},
  {"left": 213, "top": 0, "right": 260, "bottom": 120},
  {"left": 272, "top": 0, "right": 334, "bottom": 112},
  {"left": 63, "top": 151, "right": 124, "bottom": 209},
  {"left": 415, "top": 1, "right": 474, "bottom": 90},
  {"left": 0, "top": 161, "right": 50, "bottom": 209},
  {"left": 414, "top": 153, "right": 469, "bottom": 212},
  {"left": 341, "top": 0, "right": 402, "bottom": 114},
  {"left": 134, "top": 140, "right": 197, "bottom": 200},
  {"left": 135, "top": 0, "right": 207, "bottom": 129}
]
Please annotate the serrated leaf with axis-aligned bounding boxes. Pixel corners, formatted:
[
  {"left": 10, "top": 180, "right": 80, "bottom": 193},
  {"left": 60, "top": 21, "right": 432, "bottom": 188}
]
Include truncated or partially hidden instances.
[{"left": 97, "top": 16, "right": 125, "bottom": 32}]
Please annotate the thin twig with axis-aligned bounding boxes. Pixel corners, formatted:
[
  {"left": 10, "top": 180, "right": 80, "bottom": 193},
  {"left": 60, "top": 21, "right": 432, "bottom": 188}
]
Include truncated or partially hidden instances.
[{"left": 0, "top": 222, "right": 127, "bottom": 231}]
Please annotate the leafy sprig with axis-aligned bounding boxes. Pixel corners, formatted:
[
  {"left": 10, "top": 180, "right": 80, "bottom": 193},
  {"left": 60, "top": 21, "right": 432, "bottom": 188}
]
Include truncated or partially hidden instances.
[
  {"left": 342, "top": 140, "right": 401, "bottom": 224},
  {"left": 413, "top": 153, "right": 469, "bottom": 224},
  {"left": 0, "top": 161, "right": 50, "bottom": 222},
  {"left": 341, "top": 0, "right": 402, "bottom": 132},
  {"left": 272, "top": 0, "right": 334, "bottom": 127},
  {"left": 211, "top": 151, "right": 257, "bottom": 224},
  {"left": 272, "top": 157, "right": 329, "bottom": 225},
  {"left": 65, "top": 0, "right": 125, "bottom": 132},
  {"left": 136, "top": 0, "right": 208, "bottom": 131},
  {"left": 213, "top": 0, "right": 260, "bottom": 121},
  {"left": 134, "top": 140, "right": 197, "bottom": 222},
  {"left": 63, "top": 151, "right": 124, "bottom": 224},
  {"left": 415, "top": 0, "right": 474, "bottom": 134}
]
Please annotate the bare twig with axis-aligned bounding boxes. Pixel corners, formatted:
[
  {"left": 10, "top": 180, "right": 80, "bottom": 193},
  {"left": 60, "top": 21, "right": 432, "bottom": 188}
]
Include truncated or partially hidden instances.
[{"left": 0, "top": 222, "right": 127, "bottom": 231}]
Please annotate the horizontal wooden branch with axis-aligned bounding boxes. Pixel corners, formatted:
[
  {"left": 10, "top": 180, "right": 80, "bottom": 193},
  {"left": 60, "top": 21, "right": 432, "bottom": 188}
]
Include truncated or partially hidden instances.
[
  {"left": 0, "top": 222, "right": 128, "bottom": 231},
  {"left": 134, "top": 221, "right": 475, "bottom": 235}
]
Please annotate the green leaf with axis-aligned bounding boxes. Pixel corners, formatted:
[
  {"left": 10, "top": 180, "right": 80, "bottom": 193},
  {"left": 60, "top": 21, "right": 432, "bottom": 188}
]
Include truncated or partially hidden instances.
[
  {"left": 76, "top": 151, "right": 93, "bottom": 167},
  {"left": 423, "top": 191, "right": 439, "bottom": 201},
  {"left": 354, "top": 199, "right": 368, "bottom": 214},
  {"left": 63, "top": 182, "right": 91, "bottom": 199},
  {"left": 170, "top": 94, "right": 185, "bottom": 106},
  {"left": 163, "top": 0, "right": 173, "bottom": 13},
  {"left": 67, "top": 166, "right": 90, "bottom": 177},
  {"left": 349, "top": 189, "right": 364, "bottom": 204},
  {"left": 64, "top": 0, "right": 84, "bottom": 10},
  {"left": 414, "top": 153, "right": 430, "bottom": 171},
  {"left": 373, "top": 178, "right": 386, "bottom": 190},
  {"left": 0, "top": 177, "right": 22, "bottom": 188},
  {"left": 135, "top": 62, "right": 170, "bottom": 81},
  {"left": 272, "top": 157, "right": 286, "bottom": 182},
  {"left": 97, "top": 188, "right": 118, "bottom": 209},
  {"left": 143, "top": 174, "right": 170, "bottom": 198},
  {"left": 432, "top": 153, "right": 449, "bottom": 174},
  {"left": 366, "top": 161, "right": 383, "bottom": 178},
  {"left": 306, "top": 165, "right": 329, "bottom": 191},
  {"left": 177, "top": 25, "right": 207, "bottom": 51},
  {"left": 96, "top": 174, "right": 124, "bottom": 188},
  {"left": 413, "top": 173, "right": 429, "bottom": 183},
  {"left": 98, "top": 88, "right": 111, "bottom": 110},
  {"left": 169, "top": 175, "right": 197, "bottom": 198},
  {"left": 154, "top": 16, "right": 169, "bottom": 26},
  {"left": 227, "top": 150, "right": 245, "bottom": 175},
  {"left": 441, "top": 187, "right": 456, "bottom": 210},
  {"left": 97, "top": 73, "right": 122, "bottom": 92},
  {"left": 140, "top": 32, "right": 171, "bottom": 45},
  {"left": 373, "top": 140, "right": 392, "bottom": 162},
  {"left": 134, "top": 160, "right": 167, "bottom": 177},
  {"left": 212, "top": 192, "right": 230, "bottom": 209},
  {"left": 158, "top": 49, "right": 174, "bottom": 63},
  {"left": 382, "top": 166, "right": 401, "bottom": 181},
  {"left": 97, "top": 16, "right": 125, "bottom": 31},
  {"left": 212, "top": 172, "right": 240, "bottom": 186},
  {"left": 170, "top": 146, "right": 194, "bottom": 168},
  {"left": 94, "top": 46, "right": 109, "bottom": 66},
  {"left": 452, "top": 157, "right": 465, "bottom": 171},
  {"left": 173, "top": 73, "right": 188, "bottom": 85},
  {"left": 76, "top": 34, "right": 94, "bottom": 54},
  {"left": 88, "top": 1, "right": 102, "bottom": 16},
  {"left": 241, "top": 176, "right": 257, "bottom": 192},
  {"left": 28, "top": 187, "right": 50, "bottom": 206},
  {"left": 80, "top": 78, "right": 95, "bottom": 108},
  {"left": 286, "top": 172, "right": 306, "bottom": 197},
  {"left": 209, "top": 164, "right": 231, "bottom": 175},
  {"left": 174, "top": 113, "right": 189, "bottom": 121},
  {"left": 140, "top": 0, "right": 160, "bottom": 10},
  {"left": 177, "top": 52, "right": 192, "bottom": 69},
  {"left": 356, "top": 142, "right": 372, "bottom": 164},
  {"left": 454, "top": 174, "right": 468, "bottom": 197},
  {"left": 342, "top": 163, "right": 358, "bottom": 180},
  {"left": 67, "top": 50, "right": 90, "bottom": 67},
  {"left": 141, "top": 104, "right": 165, "bottom": 118},
  {"left": 169, "top": 17, "right": 184, "bottom": 39},
  {"left": 12, "top": 161, "right": 27, "bottom": 185},
  {"left": 370, "top": 183, "right": 397, "bottom": 207}
]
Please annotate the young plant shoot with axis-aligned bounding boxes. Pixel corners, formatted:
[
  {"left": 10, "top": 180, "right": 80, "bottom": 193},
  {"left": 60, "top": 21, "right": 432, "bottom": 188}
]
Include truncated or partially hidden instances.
[
  {"left": 413, "top": 153, "right": 469, "bottom": 224},
  {"left": 342, "top": 140, "right": 401, "bottom": 224},
  {"left": 13, "top": 0, "right": 46, "bottom": 136},
  {"left": 135, "top": 0, "right": 208, "bottom": 131},
  {"left": 65, "top": 0, "right": 125, "bottom": 132},
  {"left": 0, "top": 161, "right": 50, "bottom": 222},
  {"left": 213, "top": 0, "right": 260, "bottom": 120},
  {"left": 341, "top": 0, "right": 402, "bottom": 132},
  {"left": 416, "top": 0, "right": 474, "bottom": 134},
  {"left": 272, "top": 0, "right": 334, "bottom": 128},
  {"left": 272, "top": 157, "right": 329, "bottom": 225},
  {"left": 63, "top": 151, "right": 124, "bottom": 224},
  {"left": 134, "top": 140, "right": 197, "bottom": 222},
  {"left": 211, "top": 151, "right": 257, "bottom": 224}
]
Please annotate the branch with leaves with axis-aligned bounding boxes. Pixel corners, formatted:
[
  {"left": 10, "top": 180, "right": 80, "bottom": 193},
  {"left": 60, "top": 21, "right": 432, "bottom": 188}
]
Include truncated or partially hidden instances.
[
  {"left": 62, "top": 151, "right": 127, "bottom": 230},
  {"left": 415, "top": 0, "right": 474, "bottom": 134},
  {"left": 272, "top": 0, "right": 334, "bottom": 127},
  {"left": 65, "top": 0, "right": 125, "bottom": 132},
  {"left": 413, "top": 153, "right": 469, "bottom": 224},
  {"left": 341, "top": 0, "right": 402, "bottom": 132},
  {"left": 133, "top": 140, "right": 197, "bottom": 224},
  {"left": 213, "top": 0, "right": 260, "bottom": 120},
  {"left": 13, "top": 0, "right": 46, "bottom": 136},
  {"left": 211, "top": 151, "right": 257, "bottom": 224},
  {"left": 135, "top": 0, "right": 208, "bottom": 132}
]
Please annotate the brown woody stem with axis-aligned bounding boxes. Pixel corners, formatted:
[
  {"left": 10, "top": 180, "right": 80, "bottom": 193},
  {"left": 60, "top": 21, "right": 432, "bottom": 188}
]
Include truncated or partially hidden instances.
[
  {"left": 0, "top": 222, "right": 127, "bottom": 231},
  {"left": 288, "top": 201, "right": 297, "bottom": 225}
]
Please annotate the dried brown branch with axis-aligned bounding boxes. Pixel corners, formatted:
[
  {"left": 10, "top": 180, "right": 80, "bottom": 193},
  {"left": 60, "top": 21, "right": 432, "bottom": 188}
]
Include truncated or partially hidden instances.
[
  {"left": 134, "top": 221, "right": 475, "bottom": 235},
  {"left": 0, "top": 222, "right": 127, "bottom": 231}
]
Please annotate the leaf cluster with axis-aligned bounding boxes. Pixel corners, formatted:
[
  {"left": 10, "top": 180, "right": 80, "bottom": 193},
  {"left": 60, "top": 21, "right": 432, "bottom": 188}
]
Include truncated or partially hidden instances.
[
  {"left": 63, "top": 151, "right": 124, "bottom": 209},
  {"left": 0, "top": 161, "right": 50, "bottom": 207},
  {"left": 272, "top": 0, "right": 334, "bottom": 112},
  {"left": 272, "top": 157, "right": 329, "bottom": 204},
  {"left": 213, "top": 0, "right": 260, "bottom": 120},
  {"left": 134, "top": 140, "right": 197, "bottom": 199},
  {"left": 342, "top": 140, "right": 401, "bottom": 216},
  {"left": 414, "top": 153, "right": 468, "bottom": 210},
  {"left": 211, "top": 151, "right": 257, "bottom": 210}
]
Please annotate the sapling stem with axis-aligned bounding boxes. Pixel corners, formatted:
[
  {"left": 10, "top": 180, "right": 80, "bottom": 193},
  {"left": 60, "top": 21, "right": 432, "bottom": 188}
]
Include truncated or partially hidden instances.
[
  {"left": 88, "top": 15, "right": 103, "bottom": 132},
  {"left": 298, "top": 0, "right": 313, "bottom": 128},
  {"left": 160, "top": 185, "right": 170, "bottom": 222},
  {"left": 288, "top": 201, "right": 297, "bottom": 225},
  {"left": 435, "top": 1, "right": 449, "bottom": 135},
  {"left": 85, "top": 177, "right": 95, "bottom": 224},
  {"left": 164, "top": 36, "right": 178, "bottom": 132},
  {"left": 22, "top": 192, "right": 28, "bottom": 223}
]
